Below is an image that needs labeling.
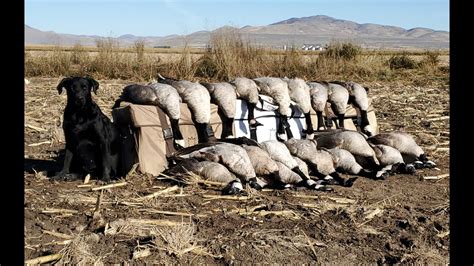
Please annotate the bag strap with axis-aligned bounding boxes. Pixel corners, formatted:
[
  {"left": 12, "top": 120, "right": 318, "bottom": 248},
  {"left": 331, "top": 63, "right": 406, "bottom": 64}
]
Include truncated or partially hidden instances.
[{"left": 155, "top": 106, "right": 176, "bottom": 156}]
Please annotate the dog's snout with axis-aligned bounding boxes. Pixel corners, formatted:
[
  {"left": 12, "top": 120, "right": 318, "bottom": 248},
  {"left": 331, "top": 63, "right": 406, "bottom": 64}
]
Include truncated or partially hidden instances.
[{"left": 75, "top": 96, "right": 86, "bottom": 102}]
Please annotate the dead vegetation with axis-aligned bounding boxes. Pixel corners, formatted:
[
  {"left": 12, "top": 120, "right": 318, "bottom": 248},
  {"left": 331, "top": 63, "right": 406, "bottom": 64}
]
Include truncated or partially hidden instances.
[
  {"left": 24, "top": 161, "right": 450, "bottom": 264},
  {"left": 57, "top": 233, "right": 103, "bottom": 265},
  {"left": 25, "top": 31, "right": 449, "bottom": 85},
  {"left": 152, "top": 220, "right": 197, "bottom": 257},
  {"left": 24, "top": 38, "right": 449, "bottom": 264}
]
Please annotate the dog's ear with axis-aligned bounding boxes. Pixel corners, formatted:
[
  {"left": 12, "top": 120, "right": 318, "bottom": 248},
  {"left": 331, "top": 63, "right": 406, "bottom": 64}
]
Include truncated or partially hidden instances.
[
  {"left": 364, "top": 86, "right": 369, "bottom": 93},
  {"left": 86, "top": 77, "right": 99, "bottom": 94},
  {"left": 57, "top": 77, "right": 72, "bottom": 94}
]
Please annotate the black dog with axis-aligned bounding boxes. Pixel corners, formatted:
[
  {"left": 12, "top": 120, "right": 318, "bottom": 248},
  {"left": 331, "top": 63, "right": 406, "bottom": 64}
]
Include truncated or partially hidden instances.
[{"left": 54, "top": 76, "right": 121, "bottom": 181}]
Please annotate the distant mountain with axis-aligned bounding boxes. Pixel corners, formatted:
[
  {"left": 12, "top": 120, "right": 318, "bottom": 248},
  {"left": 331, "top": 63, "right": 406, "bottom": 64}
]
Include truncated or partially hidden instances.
[
  {"left": 25, "top": 15, "right": 449, "bottom": 49},
  {"left": 25, "top": 25, "right": 109, "bottom": 46}
]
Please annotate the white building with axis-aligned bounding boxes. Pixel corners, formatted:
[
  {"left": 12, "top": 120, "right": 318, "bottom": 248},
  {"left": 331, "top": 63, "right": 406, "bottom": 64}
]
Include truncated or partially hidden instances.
[{"left": 301, "top": 44, "right": 323, "bottom": 51}]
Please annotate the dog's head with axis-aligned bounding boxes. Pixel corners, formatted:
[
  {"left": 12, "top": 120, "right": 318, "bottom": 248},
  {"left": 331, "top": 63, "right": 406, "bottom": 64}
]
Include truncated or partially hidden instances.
[{"left": 57, "top": 76, "right": 99, "bottom": 106}]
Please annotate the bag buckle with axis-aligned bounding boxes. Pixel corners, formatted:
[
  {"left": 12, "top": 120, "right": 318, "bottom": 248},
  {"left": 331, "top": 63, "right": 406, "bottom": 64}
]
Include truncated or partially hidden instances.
[
  {"left": 162, "top": 128, "right": 173, "bottom": 139},
  {"left": 206, "top": 125, "right": 215, "bottom": 137}
]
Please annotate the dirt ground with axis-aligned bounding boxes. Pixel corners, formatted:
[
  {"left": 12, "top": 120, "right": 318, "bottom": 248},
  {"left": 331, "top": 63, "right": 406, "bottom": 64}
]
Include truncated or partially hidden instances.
[{"left": 24, "top": 77, "right": 449, "bottom": 264}]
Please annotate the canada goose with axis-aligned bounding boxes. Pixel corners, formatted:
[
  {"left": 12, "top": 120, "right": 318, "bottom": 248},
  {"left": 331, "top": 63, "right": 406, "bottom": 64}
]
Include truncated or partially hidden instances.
[
  {"left": 326, "top": 82, "right": 350, "bottom": 129},
  {"left": 259, "top": 140, "right": 332, "bottom": 190},
  {"left": 200, "top": 81, "right": 237, "bottom": 139},
  {"left": 229, "top": 77, "right": 263, "bottom": 132},
  {"left": 285, "top": 138, "right": 357, "bottom": 187},
  {"left": 253, "top": 77, "right": 293, "bottom": 141},
  {"left": 163, "top": 157, "right": 242, "bottom": 194},
  {"left": 324, "top": 147, "right": 377, "bottom": 179},
  {"left": 314, "top": 130, "right": 380, "bottom": 169},
  {"left": 331, "top": 81, "right": 374, "bottom": 136},
  {"left": 367, "top": 132, "right": 436, "bottom": 169},
  {"left": 172, "top": 142, "right": 267, "bottom": 192},
  {"left": 307, "top": 81, "right": 329, "bottom": 131},
  {"left": 157, "top": 74, "right": 215, "bottom": 143},
  {"left": 370, "top": 144, "right": 417, "bottom": 179},
  {"left": 282, "top": 77, "right": 315, "bottom": 139},
  {"left": 113, "top": 83, "right": 185, "bottom": 148}
]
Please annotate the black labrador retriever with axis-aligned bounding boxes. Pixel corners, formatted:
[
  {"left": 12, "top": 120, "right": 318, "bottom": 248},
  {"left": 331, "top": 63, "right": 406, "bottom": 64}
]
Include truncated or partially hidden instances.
[{"left": 54, "top": 76, "right": 121, "bottom": 181}]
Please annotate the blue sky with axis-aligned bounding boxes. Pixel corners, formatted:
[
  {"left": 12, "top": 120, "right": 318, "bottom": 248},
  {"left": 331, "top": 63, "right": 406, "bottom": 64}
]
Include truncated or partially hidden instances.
[{"left": 25, "top": 0, "right": 449, "bottom": 37}]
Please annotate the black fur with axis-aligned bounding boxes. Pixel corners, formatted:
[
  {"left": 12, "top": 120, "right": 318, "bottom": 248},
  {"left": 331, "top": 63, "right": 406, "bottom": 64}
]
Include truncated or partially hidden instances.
[{"left": 54, "top": 76, "right": 121, "bottom": 181}]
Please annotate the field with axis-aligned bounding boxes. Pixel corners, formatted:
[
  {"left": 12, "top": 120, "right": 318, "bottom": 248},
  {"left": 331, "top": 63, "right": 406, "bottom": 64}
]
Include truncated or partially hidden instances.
[
  {"left": 25, "top": 34, "right": 449, "bottom": 82},
  {"left": 24, "top": 41, "right": 449, "bottom": 264}
]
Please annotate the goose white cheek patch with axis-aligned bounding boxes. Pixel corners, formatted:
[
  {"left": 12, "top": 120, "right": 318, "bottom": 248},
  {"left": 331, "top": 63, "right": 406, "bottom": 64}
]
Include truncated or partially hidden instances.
[
  {"left": 278, "top": 133, "right": 288, "bottom": 141},
  {"left": 364, "top": 125, "right": 375, "bottom": 136},
  {"left": 314, "top": 180, "right": 328, "bottom": 189},
  {"left": 231, "top": 181, "right": 243, "bottom": 191},
  {"left": 255, "top": 177, "right": 268, "bottom": 188},
  {"left": 406, "top": 164, "right": 416, "bottom": 171},
  {"left": 377, "top": 165, "right": 392, "bottom": 177},
  {"left": 424, "top": 160, "right": 436, "bottom": 168},
  {"left": 305, "top": 179, "right": 317, "bottom": 187},
  {"left": 175, "top": 139, "right": 185, "bottom": 147},
  {"left": 414, "top": 161, "right": 424, "bottom": 168}
]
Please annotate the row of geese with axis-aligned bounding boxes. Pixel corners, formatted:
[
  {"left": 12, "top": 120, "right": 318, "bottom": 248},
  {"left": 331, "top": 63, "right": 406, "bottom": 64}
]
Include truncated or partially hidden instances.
[
  {"left": 164, "top": 131, "right": 436, "bottom": 194},
  {"left": 112, "top": 74, "right": 374, "bottom": 148},
  {"left": 111, "top": 74, "right": 435, "bottom": 194}
]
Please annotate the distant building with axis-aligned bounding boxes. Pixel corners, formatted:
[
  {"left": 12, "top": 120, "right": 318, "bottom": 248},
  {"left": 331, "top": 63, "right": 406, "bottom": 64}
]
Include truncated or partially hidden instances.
[
  {"left": 282, "top": 44, "right": 297, "bottom": 50},
  {"left": 301, "top": 44, "right": 323, "bottom": 51}
]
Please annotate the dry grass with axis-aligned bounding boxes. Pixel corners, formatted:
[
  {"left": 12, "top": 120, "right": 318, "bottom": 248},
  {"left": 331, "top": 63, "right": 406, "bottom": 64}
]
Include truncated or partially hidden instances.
[
  {"left": 412, "top": 241, "right": 448, "bottom": 264},
  {"left": 57, "top": 233, "right": 103, "bottom": 265},
  {"left": 24, "top": 31, "right": 448, "bottom": 85},
  {"left": 133, "top": 40, "right": 146, "bottom": 63},
  {"left": 388, "top": 53, "right": 419, "bottom": 70},
  {"left": 177, "top": 171, "right": 228, "bottom": 188},
  {"left": 26, "top": 44, "right": 207, "bottom": 54},
  {"left": 25, "top": 44, "right": 449, "bottom": 56},
  {"left": 151, "top": 220, "right": 197, "bottom": 257},
  {"left": 106, "top": 218, "right": 168, "bottom": 237},
  {"left": 24, "top": 75, "right": 449, "bottom": 263},
  {"left": 56, "top": 218, "right": 198, "bottom": 263}
]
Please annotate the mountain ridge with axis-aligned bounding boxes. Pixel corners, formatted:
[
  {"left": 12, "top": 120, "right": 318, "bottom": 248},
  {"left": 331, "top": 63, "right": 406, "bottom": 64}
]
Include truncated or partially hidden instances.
[{"left": 25, "top": 15, "right": 449, "bottom": 49}]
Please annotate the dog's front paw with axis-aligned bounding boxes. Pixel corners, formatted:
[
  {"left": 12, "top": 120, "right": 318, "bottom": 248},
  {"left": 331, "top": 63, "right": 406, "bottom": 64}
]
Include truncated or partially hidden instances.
[
  {"left": 100, "top": 176, "right": 112, "bottom": 183},
  {"left": 99, "top": 173, "right": 112, "bottom": 183},
  {"left": 51, "top": 172, "right": 81, "bottom": 181},
  {"left": 96, "top": 179, "right": 111, "bottom": 185}
]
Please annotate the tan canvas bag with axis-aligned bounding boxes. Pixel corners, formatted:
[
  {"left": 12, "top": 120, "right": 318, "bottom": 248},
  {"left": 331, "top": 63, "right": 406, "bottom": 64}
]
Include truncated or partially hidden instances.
[{"left": 112, "top": 102, "right": 231, "bottom": 176}]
